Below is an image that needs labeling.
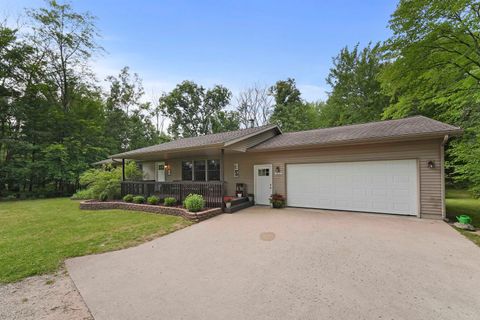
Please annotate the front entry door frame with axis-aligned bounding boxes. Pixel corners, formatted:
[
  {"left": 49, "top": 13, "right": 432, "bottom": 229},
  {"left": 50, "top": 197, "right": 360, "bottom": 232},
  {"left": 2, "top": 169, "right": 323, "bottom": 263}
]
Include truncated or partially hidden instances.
[
  {"left": 156, "top": 161, "right": 166, "bottom": 182},
  {"left": 254, "top": 164, "right": 273, "bottom": 205}
]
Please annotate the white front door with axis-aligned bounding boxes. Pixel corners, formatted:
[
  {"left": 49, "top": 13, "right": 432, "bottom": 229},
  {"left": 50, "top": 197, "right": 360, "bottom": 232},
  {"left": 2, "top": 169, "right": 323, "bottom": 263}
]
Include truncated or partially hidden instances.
[
  {"left": 156, "top": 162, "right": 166, "bottom": 182},
  {"left": 254, "top": 164, "right": 272, "bottom": 205}
]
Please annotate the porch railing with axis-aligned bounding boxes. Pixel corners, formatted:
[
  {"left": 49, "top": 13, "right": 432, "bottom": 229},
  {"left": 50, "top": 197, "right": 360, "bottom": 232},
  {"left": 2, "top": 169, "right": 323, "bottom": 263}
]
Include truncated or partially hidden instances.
[{"left": 121, "top": 181, "right": 225, "bottom": 208}]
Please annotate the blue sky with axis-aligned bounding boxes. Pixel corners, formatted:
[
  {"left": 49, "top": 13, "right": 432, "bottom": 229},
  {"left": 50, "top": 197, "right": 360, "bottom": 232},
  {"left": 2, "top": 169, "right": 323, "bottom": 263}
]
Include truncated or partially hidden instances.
[{"left": 1, "top": 0, "right": 397, "bottom": 102}]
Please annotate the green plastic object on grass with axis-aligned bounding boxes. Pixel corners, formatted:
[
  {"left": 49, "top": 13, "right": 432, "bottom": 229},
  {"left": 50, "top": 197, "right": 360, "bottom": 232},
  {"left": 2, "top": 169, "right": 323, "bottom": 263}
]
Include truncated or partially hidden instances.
[{"left": 456, "top": 215, "right": 472, "bottom": 225}]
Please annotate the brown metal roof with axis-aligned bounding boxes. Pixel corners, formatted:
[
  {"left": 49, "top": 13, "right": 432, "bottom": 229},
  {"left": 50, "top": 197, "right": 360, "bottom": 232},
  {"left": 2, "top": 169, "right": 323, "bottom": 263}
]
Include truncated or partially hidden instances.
[
  {"left": 110, "top": 124, "right": 279, "bottom": 159},
  {"left": 250, "top": 116, "right": 462, "bottom": 151}
]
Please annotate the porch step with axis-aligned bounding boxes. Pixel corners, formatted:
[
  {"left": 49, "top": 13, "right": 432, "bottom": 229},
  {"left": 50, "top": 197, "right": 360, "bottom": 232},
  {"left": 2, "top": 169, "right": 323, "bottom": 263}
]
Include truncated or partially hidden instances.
[{"left": 224, "top": 197, "right": 254, "bottom": 213}]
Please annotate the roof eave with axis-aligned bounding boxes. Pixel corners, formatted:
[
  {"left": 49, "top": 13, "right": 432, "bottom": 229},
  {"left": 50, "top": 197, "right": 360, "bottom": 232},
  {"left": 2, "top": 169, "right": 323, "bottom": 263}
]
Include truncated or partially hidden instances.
[
  {"left": 248, "top": 129, "right": 463, "bottom": 153},
  {"left": 109, "top": 143, "right": 226, "bottom": 160}
]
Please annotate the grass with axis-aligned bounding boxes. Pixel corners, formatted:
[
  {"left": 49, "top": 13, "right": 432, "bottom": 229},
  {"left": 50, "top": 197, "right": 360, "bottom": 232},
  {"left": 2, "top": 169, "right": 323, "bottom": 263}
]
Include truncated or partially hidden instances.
[
  {"left": 446, "top": 188, "right": 480, "bottom": 247},
  {"left": 0, "top": 198, "right": 192, "bottom": 283}
]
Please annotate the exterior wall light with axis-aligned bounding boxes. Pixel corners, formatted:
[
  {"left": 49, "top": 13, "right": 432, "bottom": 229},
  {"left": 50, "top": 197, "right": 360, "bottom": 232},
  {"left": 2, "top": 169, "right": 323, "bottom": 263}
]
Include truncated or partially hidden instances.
[{"left": 427, "top": 160, "right": 435, "bottom": 169}]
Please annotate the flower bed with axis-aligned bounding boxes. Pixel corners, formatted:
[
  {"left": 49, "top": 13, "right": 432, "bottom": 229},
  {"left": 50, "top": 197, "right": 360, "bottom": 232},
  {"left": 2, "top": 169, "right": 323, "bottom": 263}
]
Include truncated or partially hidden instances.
[{"left": 79, "top": 200, "right": 222, "bottom": 222}]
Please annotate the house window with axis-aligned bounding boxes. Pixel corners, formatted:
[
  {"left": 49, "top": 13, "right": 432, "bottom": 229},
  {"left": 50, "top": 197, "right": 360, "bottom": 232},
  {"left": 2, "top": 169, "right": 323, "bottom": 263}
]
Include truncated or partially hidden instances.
[
  {"left": 182, "top": 159, "right": 221, "bottom": 181},
  {"left": 182, "top": 161, "right": 193, "bottom": 180},
  {"left": 207, "top": 160, "right": 220, "bottom": 181},
  {"left": 194, "top": 160, "right": 206, "bottom": 181}
]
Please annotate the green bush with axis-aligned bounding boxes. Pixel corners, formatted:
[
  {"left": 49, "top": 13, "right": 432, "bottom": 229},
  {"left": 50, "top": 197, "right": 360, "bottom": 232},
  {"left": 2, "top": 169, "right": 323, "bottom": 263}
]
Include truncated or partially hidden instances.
[
  {"left": 99, "top": 191, "right": 109, "bottom": 202},
  {"left": 132, "top": 195, "right": 145, "bottom": 204},
  {"left": 71, "top": 189, "right": 94, "bottom": 200},
  {"left": 163, "top": 197, "right": 176, "bottom": 206},
  {"left": 75, "top": 161, "right": 143, "bottom": 200},
  {"left": 147, "top": 195, "right": 159, "bottom": 205},
  {"left": 123, "top": 194, "right": 134, "bottom": 202},
  {"left": 183, "top": 194, "right": 205, "bottom": 212}
]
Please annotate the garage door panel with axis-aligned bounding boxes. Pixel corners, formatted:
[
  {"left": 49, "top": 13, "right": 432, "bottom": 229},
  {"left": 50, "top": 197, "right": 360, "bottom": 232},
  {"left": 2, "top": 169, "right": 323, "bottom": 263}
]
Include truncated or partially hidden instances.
[{"left": 287, "top": 160, "right": 418, "bottom": 216}]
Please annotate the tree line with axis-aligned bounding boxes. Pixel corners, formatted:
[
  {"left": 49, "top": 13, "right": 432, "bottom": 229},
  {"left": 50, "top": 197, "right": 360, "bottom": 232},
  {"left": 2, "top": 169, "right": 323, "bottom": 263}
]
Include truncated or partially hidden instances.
[{"left": 1, "top": 0, "right": 480, "bottom": 198}]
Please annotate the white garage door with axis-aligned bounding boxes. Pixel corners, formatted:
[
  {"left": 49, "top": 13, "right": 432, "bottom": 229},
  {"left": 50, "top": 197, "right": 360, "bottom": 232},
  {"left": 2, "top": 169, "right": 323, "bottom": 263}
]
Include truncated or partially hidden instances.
[{"left": 286, "top": 160, "right": 419, "bottom": 215}]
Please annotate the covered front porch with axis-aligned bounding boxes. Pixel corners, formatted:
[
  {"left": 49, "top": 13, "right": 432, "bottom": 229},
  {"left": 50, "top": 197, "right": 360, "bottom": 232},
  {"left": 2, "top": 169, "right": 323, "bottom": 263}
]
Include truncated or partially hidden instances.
[
  {"left": 120, "top": 180, "right": 225, "bottom": 208},
  {"left": 117, "top": 146, "right": 252, "bottom": 209}
]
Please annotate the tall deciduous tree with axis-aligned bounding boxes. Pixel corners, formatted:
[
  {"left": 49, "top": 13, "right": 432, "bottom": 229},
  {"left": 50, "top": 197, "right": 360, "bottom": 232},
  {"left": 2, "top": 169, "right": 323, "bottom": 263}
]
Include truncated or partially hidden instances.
[
  {"left": 269, "top": 78, "right": 320, "bottom": 132},
  {"left": 321, "top": 43, "right": 389, "bottom": 127},
  {"left": 158, "top": 80, "right": 233, "bottom": 138},
  {"left": 380, "top": 0, "right": 480, "bottom": 195},
  {"left": 27, "top": 0, "right": 100, "bottom": 111}
]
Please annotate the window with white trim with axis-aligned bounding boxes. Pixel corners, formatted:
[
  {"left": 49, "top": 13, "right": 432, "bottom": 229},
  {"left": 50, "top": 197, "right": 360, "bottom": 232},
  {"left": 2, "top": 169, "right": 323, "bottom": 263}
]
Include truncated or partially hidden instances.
[{"left": 182, "top": 159, "right": 220, "bottom": 181}]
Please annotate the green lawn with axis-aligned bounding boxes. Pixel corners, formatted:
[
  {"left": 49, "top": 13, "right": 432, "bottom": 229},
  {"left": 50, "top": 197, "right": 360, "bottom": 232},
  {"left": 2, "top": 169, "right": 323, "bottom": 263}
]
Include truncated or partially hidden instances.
[
  {"left": 0, "top": 198, "right": 192, "bottom": 283},
  {"left": 446, "top": 189, "right": 480, "bottom": 247}
]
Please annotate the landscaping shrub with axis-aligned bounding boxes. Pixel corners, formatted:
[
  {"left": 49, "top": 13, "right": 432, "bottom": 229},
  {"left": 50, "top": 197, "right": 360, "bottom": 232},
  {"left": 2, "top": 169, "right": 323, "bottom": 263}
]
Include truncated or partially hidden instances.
[
  {"left": 70, "top": 189, "right": 94, "bottom": 200},
  {"left": 72, "top": 161, "right": 142, "bottom": 200},
  {"left": 164, "top": 197, "right": 176, "bottom": 206},
  {"left": 99, "top": 191, "right": 109, "bottom": 202},
  {"left": 132, "top": 195, "right": 145, "bottom": 204},
  {"left": 183, "top": 194, "right": 205, "bottom": 212},
  {"left": 147, "top": 195, "right": 159, "bottom": 205},
  {"left": 123, "top": 194, "right": 134, "bottom": 202}
]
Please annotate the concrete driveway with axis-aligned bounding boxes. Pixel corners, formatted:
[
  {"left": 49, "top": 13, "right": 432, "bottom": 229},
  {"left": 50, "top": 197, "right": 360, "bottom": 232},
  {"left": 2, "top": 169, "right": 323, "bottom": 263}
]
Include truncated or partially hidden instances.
[{"left": 67, "top": 207, "right": 480, "bottom": 320}]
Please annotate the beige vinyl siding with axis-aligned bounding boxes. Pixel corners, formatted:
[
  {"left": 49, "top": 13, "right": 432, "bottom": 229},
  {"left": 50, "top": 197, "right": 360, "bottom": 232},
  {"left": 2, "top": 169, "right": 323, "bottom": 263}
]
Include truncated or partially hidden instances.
[{"left": 224, "top": 138, "right": 443, "bottom": 218}]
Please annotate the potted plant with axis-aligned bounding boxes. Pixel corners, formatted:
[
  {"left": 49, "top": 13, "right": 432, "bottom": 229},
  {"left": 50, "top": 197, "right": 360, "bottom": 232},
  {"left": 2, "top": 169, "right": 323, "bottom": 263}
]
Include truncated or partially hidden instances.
[
  {"left": 224, "top": 196, "right": 233, "bottom": 208},
  {"left": 270, "top": 193, "right": 285, "bottom": 208},
  {"left": 247, "top": 193, "right": 254, "bottom": 202},
  {"left": 236, "top": 192, "right": 242, "bottom": 198}
]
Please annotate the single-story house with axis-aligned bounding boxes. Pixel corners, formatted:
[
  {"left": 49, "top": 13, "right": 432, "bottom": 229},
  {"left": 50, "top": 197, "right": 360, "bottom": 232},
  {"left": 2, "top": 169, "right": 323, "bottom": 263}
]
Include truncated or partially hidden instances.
[{"left": 109, "top": 116, "right": 462, "bottom": 219}]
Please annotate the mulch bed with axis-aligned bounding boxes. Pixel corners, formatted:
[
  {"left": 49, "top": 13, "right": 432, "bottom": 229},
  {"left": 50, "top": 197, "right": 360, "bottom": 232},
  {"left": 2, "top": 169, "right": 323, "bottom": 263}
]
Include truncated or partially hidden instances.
[{"left": 79, "top": 200, "right": 222, "bottom": 222}]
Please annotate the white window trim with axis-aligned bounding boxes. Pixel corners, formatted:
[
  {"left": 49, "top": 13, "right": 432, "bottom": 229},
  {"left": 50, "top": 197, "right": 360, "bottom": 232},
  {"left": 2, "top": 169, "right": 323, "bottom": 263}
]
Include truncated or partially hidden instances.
[{"left": 182, "top": 159, "right": 220, "bottom": 182}]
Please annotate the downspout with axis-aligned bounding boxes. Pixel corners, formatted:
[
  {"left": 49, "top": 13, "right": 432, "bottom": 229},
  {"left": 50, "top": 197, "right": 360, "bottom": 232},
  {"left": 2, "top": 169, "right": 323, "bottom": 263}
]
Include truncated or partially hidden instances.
[{"left": 441, "top": 135, "right": 449, "bottom": 220}]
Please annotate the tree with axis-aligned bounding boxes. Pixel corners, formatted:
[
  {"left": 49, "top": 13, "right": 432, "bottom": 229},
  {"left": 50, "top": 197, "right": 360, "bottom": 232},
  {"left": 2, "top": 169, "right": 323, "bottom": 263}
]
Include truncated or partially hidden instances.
[
  {"left": 321, "top": 43, "right": 389, "bottom": 127},
  {"left": 380, "top": 0, "right": 480, "bottom": 195},
  {"left": 0, "top": 2, "right": 165, "bottom": 198},
  {"left": 235, "top": 84, "right": 273, "bottom": 127},
  {"left": 159, "top": 80, "right": 232, "bottom": 138},
  {"left": 27, "top": 0, "right": 100, "bottom": 111},
  {"left": 269, "top": 78, "right": 320, "bottom": 132},
  {"left": 212, "top": 111, "right": 240, "bottom": 133}
]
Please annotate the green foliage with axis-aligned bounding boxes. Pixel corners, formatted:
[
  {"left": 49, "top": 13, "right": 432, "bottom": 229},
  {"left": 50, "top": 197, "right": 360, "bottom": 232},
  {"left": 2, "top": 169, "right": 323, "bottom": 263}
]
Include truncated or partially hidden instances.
[
  {"left": 183, "top": 194, "right": 205, "bottom": 212},
  {"left": 269, "top": 78, "right": 321, "bottom": 131},
  {"left": 147, "top": 195, "right": 159, "bottom": 205},
  {"left": 74, "top": 161, "right": 142, "bottom": 200},
  {"left": 70, "top": 189, "right": 94, "bottom": 200},
  {"left": 321, "top": 43, "right": 389, "bottom": 127},
  {"left": 123, "top": 194, "right": 134, "bottom": 202},
  {"left": 0, "top": 1, "right": 167, "bottom": 199},
  {"left": 99, "top": 191, "right": 109, "bottom": 202},
  {"left": 163, "top": 197, "right": 177, "bottom": 206},
  {"left": 270, "top": 193, "right": 286, "bottom": 208},
  {"left": 132, "top": 195, "right": 145, "bottom": 204},
  {"left": 211, "top": 110, "right": 240, "bottom": 133},
  {"left": 380, "top": 0, "right": 480, "bottom": 196},
  {"left": 159, "top": 81, "right": 233, "bottom": 138}
]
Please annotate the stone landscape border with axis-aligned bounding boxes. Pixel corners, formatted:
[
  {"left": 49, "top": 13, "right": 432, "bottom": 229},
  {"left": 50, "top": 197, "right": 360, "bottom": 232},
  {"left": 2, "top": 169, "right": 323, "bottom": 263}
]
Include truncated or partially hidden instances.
[{"left": 79, "top": 200, "right": 222, "bottom": 221}]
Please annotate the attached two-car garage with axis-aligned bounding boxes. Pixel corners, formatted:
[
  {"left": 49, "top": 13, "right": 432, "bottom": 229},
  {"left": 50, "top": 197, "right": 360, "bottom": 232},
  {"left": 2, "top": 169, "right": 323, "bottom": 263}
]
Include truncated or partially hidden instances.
[{"left": 286, "top": 159, "right": 419, "bottom": 216}]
